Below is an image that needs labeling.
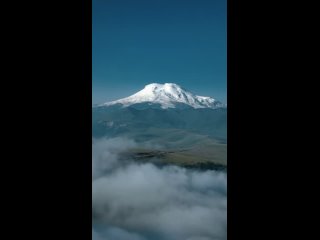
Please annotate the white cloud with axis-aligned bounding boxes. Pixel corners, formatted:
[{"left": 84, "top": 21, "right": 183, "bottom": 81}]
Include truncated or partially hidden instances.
[{"left": 93, "top": 137, "right": 227, "bottom": 240}]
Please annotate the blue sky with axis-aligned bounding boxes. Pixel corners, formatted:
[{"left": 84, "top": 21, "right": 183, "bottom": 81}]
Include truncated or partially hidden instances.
[{"left": 93, "top": 0, "right": 226, "bottom": 104}]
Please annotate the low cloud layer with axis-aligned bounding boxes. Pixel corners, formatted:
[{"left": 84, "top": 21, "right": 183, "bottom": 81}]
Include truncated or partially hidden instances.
[
  {"left": 92, "top": 137, "right": 137, "bottom": 179},
  {"left": 92, "top": 137, "right": 227, "bottom": 240}
]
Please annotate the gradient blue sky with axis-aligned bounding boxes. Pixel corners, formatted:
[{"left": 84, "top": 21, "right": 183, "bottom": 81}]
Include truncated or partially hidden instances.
[{"left": 93, "top": 0, "right": 226, "bottom": 104}]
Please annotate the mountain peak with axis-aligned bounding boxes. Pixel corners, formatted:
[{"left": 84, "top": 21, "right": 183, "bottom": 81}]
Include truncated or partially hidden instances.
[
  {"left": 145, "top": 83, "right": 179, "bottom": 87},
  {"left": 144, "top": 83, "right": 183, "bottom": 92},
  {"left": 101, "top": 83, "right": 225, "bottom": 109}
]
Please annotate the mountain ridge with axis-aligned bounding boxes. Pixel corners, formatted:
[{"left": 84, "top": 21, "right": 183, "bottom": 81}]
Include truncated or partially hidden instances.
[{"left": 98, "top": 83, "right": 225, "bottom": 109}]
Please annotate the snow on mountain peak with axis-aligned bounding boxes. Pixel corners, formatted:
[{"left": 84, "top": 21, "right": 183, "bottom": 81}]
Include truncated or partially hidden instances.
[{"left": 101, "top": 83, "right": 225, "bottom": 109}]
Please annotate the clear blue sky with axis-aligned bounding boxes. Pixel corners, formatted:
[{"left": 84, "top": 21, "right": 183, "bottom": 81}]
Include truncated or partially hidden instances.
[{"left": 93, "top": 0, "right": 226, "bottom": 104}]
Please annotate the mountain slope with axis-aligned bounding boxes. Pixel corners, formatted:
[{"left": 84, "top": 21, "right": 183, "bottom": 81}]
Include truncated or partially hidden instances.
[{"left": 92, "top": 106, "right": 227, "bottom": 141}]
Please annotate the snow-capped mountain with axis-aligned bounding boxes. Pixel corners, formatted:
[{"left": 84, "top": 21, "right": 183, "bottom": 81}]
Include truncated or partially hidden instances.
[{"left": 100, "top": 83, "right": 225, "bottom": 109}]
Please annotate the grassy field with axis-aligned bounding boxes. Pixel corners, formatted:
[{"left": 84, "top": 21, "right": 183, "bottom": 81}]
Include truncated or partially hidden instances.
[
  {"left": 120, "top": 140, "right": 226, "bottom": 169},
  {"left": 112, "top": 126, "right": 227, "bottom": 168}
]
